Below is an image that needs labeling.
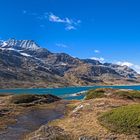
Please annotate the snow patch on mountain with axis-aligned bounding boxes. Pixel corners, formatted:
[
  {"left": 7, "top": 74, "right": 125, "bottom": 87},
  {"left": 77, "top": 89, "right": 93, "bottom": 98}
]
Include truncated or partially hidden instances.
[
  {"left": 2, "top": 39, "right": 41, "bottom": 51},
  {"left": 20, "top": 52, "right": 31, "bottom": 57},
  {"left": 60, "top": 62, "right": 67, "bottom": 66}
]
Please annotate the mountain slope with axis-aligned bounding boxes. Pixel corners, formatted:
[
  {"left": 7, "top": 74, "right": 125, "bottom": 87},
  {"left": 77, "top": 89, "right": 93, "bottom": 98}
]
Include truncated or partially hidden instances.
[{"left": 0, "top": 39, "right": 139, "bottom": 88}]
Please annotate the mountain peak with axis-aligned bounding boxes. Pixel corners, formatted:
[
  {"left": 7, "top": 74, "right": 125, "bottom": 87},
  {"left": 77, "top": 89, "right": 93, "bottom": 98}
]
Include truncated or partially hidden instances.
[
  {"left": 5, "top": 39, "right": 40, "bottom": 51},
  {"left": 0, "top": 38, "right": 52, "bottom": 58}
]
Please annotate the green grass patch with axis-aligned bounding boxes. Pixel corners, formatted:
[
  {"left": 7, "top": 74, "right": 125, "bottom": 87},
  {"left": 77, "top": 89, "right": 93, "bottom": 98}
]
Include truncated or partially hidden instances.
[
  {"left": 85, "top": 88, "right": 111, "bottom": 100},
  {"left": 98, "top": 104, "right": 140, "bottom": 134},
  {"left": 114, "top": 90, "right": 140, "bottom": 99},
  {"left": 85, "top": 88, "right": 140, "bottom": 100},
  {"left": 85, "top": 91, "right": 105, "bottom": 100}
]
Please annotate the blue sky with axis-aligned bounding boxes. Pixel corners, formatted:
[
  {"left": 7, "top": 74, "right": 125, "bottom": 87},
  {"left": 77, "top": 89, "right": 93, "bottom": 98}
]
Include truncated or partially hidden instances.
[{"left": 0, "top": 0, "right": 140, "bottom": 72}]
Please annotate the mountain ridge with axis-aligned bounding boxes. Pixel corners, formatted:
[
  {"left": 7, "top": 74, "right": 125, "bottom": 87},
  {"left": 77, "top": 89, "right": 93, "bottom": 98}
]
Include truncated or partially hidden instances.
[{"left": 0, "top": 39, "right": 139, "bottom": 88}]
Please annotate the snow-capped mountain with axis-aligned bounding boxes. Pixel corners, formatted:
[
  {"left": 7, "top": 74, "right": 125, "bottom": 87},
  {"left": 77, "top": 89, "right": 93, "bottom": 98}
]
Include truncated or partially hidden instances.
[
  {"left": 0, "top": 39, "right": 139, "bottom": 88},
  {"left": 0, "top": 39, "right": 51, "bottom": 58},
  {"left": 104, "top": 63, "right": 138, "bottom": 79},
  {"left": 1, "top": 39, "right": 40, "bottom": 50}
]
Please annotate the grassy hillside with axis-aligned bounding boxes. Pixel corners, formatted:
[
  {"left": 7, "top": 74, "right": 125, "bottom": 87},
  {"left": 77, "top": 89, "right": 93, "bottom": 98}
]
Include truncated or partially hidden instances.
[
  {"left": 85, "top": 88, "right": 140, "bottom": 100},
  {"left": 99, "top": 104, "right": 140, "bottom": 134}
]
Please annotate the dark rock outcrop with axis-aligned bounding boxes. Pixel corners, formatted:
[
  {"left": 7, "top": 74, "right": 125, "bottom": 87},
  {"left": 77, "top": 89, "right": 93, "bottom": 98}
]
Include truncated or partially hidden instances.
[
  {"left": 25, "top": 125, "right": 72, "bottom": 140},
  {"left": 10, "top": 94, "right": 61, "bottom": 105}
]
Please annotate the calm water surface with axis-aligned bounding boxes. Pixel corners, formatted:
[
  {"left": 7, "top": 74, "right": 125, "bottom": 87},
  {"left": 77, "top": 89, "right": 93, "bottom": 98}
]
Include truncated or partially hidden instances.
[{"left": 0, "top": 85, "right": 140, "bottom": 100}]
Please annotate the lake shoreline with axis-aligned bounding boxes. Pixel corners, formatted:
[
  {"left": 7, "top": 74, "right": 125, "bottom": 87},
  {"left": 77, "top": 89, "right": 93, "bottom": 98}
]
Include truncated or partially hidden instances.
[{"left": 1, "top": 84, "right": 140, "bottom": 100}]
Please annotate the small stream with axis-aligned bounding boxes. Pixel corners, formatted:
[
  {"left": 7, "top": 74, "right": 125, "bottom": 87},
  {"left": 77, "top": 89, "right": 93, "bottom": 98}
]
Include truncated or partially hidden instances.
[{"left": 0, "top": 102, "right": 66, "bottom": 140}]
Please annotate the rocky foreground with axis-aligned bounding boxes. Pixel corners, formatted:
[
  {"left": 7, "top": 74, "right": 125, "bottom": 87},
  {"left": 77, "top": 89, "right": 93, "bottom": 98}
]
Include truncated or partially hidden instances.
[
  {"left": 0, "top": 89, "right": 140, "bottom": 140},
  {"left": 0, "top": 94, "right": 67, "bottom": 140},
  {"left": 26, "top": 88, "right": 140, "bottom": 140}
]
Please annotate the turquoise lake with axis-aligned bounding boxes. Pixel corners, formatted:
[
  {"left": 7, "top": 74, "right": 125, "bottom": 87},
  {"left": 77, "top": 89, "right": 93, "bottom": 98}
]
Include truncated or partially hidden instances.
[{"left": 0, "top": 85, "right": 140, "bottom": 100}]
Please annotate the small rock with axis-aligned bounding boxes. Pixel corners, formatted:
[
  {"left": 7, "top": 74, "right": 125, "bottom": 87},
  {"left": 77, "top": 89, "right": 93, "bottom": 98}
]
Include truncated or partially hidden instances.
[
  {"left": 79, "top": 136, "right": 99, "bottom": 140},
  {"left": 73, "top": 104, "right": 84, "bottom": 113}
]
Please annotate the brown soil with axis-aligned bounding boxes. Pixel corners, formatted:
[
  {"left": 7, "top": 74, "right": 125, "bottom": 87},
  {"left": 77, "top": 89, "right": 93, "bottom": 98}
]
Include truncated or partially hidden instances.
[{"left": 49, "top": 98, "right": 140, "bottom": 140}]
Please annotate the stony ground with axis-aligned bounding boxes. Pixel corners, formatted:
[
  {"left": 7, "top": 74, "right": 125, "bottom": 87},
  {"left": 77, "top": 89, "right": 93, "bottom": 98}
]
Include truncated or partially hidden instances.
[
  {"left": 0, "top": 94, "right": 19, "bottom": 131},
  {"left": 48, "top": 98, "right": 139, "bottom": 140},
  {"left": 25, "top": 89, "right": 140, "bottom": 140},
  {"left": 1, "top": 90, "right": 140, "bottom": 140}
]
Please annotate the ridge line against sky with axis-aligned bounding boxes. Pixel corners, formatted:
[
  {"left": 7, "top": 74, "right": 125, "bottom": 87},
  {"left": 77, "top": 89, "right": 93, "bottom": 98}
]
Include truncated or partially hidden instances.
[{"left": 0, "top": 0, "right": 140, "bottom": 73}]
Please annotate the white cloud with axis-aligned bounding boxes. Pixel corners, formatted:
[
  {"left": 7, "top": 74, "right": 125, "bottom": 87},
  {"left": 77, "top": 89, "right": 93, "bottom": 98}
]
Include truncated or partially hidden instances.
[
  {"left": 49, "top": 13, "right": 66, "bottom": 23},
  {"left": 22, "top": 10, "right": 38, "bottom": 17},
  {"left": 22, "top": 11, "right": 81, "bottom": 30},
  {"left": 133, "top": 65, "right": 140, "bottom": 74},
  {"left": 90, "top": 57, "right": 105, "bottom": 62},
  {"left": 56, "top": 43, "right": 68, "bottom": 48},
  {"left": 116, "top": 61, "right": 140, "bottom": 74},
  {"left": 116, "top": 61, "right": 133, "bottom": 67},
  {"left": 22, "top": 10, "right": 27, "bottom": 14},
  {"left": 48, "top": 13, "right": 81, "bottom": 30},
  {"left": 65, "top": 25, "right": 76, "bottom": 30},
  {"left": 94, "top": 50, "right": 100, "bottom": 53}
]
